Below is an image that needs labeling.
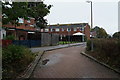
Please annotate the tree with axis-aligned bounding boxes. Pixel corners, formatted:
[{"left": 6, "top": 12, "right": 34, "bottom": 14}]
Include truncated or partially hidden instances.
[
  {"left": 113, "top": 32, "right": 120, "bottom": 39},
  {"left": 27, "top": 2, "right": 52, "bottom": 28},
  {"left": 2, "top": 2, "right": 52, "bottom": 28},
  {"left": 2, "top": 2, "right": 28, "bottom": 25},
  {"left": 92, "top": 26, "right": 108, "bottom": 38}
]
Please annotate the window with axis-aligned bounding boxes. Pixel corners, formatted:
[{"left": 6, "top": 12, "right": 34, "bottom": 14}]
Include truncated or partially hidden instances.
[
  {"left": 82, "top": 27, "right": 84, "bottom": 31},
  {"left": 45, "top": 29, "right": 49, "bottom": 32},
  {"left": 41, "top": 29, "right": 43, "bottom": 32},
  {"left": 27, "top": 20, "right": 30, "bottom": 23},
  {"left": 62, "top": 28, "right": 64, "bottom": 31},
  {"left": 50, "top": 28, "right": 53, "bottom": 32},
  {"left": 18, "top": 18, "right": 24, "bottom": 23},
  {"left": 67, "top": 28, "right": 71, "bottom": 32},
  {"left": 55, "top": 28, "right": 59, "bottom": 32},
  {"left": 80, "top": 27, "right": 84, "bottom": 31},
  {"left": 30, "top": 25, "right": 34, "bottom": 27},
  {"left": 74, "top": 28, "right": 77, "bottom": 31}
]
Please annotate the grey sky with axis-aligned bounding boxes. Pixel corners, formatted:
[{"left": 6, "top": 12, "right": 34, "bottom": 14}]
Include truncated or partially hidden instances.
[{"left": 44, "top": 0, "right": 119, "bottom": 35}]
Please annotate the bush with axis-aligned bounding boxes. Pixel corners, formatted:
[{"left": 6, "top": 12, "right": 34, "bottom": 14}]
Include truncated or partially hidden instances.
[
  {"left": 86, "top": 39, "right": 120, "bottom": 70},
  {"left": 2, "top": 45, "right": 35, "bottom": 79},
  {"left": 4, "top": 35, "right": 15, "bottom": 40}
]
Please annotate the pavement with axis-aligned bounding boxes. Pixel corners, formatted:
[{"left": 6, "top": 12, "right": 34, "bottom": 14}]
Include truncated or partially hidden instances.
[
  {"left": 30, "top": 42, "right": 86, "bottom": 53},
  {"left": 30, "top": 45, "right": 120, "bottom": 78}
]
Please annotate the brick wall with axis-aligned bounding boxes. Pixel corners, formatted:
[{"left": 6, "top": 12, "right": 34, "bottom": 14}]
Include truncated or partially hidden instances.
[{"left": 84, "top": 24, "right": 90, "bottom": 39}]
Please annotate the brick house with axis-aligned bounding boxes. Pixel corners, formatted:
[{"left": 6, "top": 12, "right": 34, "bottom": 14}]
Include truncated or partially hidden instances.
[
  {"left": 41, "top": 23, "right": 90, "bottom": 40},
  {"left": 2, "top": 17, "right": 40, "bottom": 40}
]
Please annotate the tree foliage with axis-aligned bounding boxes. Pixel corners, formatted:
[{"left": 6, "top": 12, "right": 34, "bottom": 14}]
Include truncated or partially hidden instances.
[
  {"left": 92, "top": 26, "right": 108, "bottom": 38},
  {"left": 113, "top": 31, "right": 120, "bottom": 39},
  {"left": 2, "top": 2, "right": 52, "bottom": 28},
  {"left": 2, "top": 2, "right": 28, "bottom": 25}
]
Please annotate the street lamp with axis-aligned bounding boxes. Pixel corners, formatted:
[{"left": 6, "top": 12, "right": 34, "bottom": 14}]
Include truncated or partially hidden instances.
[
  {"left": 86, "top": 0, "right": 93, "bottom": 51},
  {"left": 86, "top": 1, "right": 93, "bottom": 29}
]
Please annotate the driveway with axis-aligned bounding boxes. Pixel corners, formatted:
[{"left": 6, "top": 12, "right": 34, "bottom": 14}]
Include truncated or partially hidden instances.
[{"left": 31, "top": 45, "right": 120, "bottom": 78}]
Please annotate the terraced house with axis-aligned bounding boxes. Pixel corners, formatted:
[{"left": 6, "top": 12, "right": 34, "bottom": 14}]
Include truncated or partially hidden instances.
[{"left": 41, "top": 23, "right": 90, "bottom": 41}]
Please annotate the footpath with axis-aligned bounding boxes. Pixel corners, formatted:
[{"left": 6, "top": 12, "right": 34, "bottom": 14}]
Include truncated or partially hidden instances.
[{"left": 30, "top": 42, "right": 86, "bottom": 53}]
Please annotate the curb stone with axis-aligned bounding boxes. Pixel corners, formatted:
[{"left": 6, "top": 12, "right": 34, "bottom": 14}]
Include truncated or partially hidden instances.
[
  {"left": 80, "top": 52, "right": 120, "bottom": 75},
  {"left": 18, "top": 43, "right": 83, "bottom": 79},
  {"left": 18, "top": 51, "right": 45, "bottom": 78}
]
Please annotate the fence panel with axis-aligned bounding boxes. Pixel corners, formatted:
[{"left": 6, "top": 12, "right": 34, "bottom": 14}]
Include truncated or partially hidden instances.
[{"left": 12, "top": 40, "right": 41, "bottom": 47}]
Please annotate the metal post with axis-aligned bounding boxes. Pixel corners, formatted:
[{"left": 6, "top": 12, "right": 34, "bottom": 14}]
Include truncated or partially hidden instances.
[
  {"left": 91, "top": 1, "right": 93, "bottom": 29},
  {"left": 87, "top": 1, "right": 93, "bottom": 51}
]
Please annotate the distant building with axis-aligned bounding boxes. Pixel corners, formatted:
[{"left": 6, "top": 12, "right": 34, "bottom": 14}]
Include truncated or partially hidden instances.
[
  {"left": 41, "top": 23, "right": 90, "bottom": 40},
  {"left": 2, "top": 17, "right": 38, "bottom": 40}
]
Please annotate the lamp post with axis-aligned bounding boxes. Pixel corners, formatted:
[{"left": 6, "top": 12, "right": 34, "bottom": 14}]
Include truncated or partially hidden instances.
[
  {"left": 67, "top": 24, "right": 71, "bottom": 46},
  {"left": 86, "top": 1, "right": 93, "bottom": 29},
  {"left": 86, "top": 1, "right": 93, "bottom": 51}
]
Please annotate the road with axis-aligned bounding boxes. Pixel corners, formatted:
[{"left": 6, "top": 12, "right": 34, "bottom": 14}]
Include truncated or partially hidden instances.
[{"left": 31, "top": 45, "right": 120, "bottom": 78}]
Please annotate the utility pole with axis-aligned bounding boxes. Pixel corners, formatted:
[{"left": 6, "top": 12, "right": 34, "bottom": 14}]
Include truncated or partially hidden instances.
[{"left": 86, "top": 1, "right": 93, "bottom": 51}]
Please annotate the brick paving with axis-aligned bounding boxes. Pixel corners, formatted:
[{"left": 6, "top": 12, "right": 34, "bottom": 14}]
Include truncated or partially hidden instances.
[{"left": 31, "top": 46, "right": 120, "bottom": 78}]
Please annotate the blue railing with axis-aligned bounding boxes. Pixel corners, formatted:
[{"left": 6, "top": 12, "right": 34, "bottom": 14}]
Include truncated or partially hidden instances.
[{"left": 12, "top": 40, "right": 41, "bottom": 48}]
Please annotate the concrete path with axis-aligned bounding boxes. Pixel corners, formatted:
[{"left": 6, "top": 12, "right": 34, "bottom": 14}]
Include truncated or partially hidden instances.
[
  {"left": 30, "top": 42, "right": 86, "bottom": 53},
  {"left": 31, "top": 46, "right": 120, "bottom": 78}
]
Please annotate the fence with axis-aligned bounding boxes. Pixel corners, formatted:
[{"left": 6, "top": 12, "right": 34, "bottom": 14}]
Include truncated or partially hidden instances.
[
  {"left": 12, "top": 40, "right": 41, "bottom": 48},
  {"left": 2, "top": 40, "right": 41, "bottom": 48},
  {"left": 2, "top": 33, "right": 59, "bottom": 47},
  {"left": 41, "top": 33, "right": 59, "bottom": 46}
]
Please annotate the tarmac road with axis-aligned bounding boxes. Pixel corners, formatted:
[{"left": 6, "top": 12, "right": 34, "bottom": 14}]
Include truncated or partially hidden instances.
[{"left": 31, "top": 45, "right": 120, "bottom": 78}]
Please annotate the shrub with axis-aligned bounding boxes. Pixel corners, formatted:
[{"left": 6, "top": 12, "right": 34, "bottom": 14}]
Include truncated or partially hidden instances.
[
  {"left": 2, "top": 45, "right": 35, "bottom": 79},
  {"left": 86, "top": 39, "right": 120, "bottom": 70},
  {"left": 3, "top": 35, "right": 15, "bottom": 40}
]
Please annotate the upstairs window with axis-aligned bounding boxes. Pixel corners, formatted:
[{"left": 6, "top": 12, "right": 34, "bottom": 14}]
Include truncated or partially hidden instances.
[
  {"left": 27, "top": 20, "right": 30, "bottom": 23},
  {"left": 62, "top": 28, "right": 64, "bottom": 31},
  {"left": 74, "top": 28, "right": 77, "bottom": 31},
  {"left": 56, "top": 28, "right": 60, "bottom": 32},
  {"left": 67, "top": 28, "right": 71, "bottom": 32},
  {"left": 45, "top": 29, "right": 49, "bottom": 32}
]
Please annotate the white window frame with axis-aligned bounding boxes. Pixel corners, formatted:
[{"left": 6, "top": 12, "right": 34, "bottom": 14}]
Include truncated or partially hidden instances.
[
  {"left": 55, "top": 28, "right": 60, "bottom": 32},
  {"left": 74, "top": 28, "right": 77, "bottom": 31},
  {"left": 30, "top": 25, "right": 34, "bottom": 27},
  {"left": 50, "top": 28, "right": 53, "bottom": 32},
  {"left": 62, "top": 28, "right": 64, "bottom": 31},
  {"left": 45, "top": 29, "right": 49, "bottom": 32},
  {"left": 27, "top": 20, "right": 30, "bottom": 23},
  {"left": 67, "top": 28, "right": 71, "bottom": 32}
]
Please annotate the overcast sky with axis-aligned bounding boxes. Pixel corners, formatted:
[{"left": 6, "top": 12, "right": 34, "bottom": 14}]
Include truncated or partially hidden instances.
[{"left": 44, "top": 0, "right": 119, "bottom": 35}]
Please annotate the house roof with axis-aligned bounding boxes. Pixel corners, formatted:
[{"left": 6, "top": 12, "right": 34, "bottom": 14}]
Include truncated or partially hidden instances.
[{"left": 47, "top": 23, "right": 88, "bottom": 28}]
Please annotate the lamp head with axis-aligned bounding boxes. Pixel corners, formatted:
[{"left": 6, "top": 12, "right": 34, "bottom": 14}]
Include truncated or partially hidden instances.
[{"left": 86, "top": 1, "right": 92, "bottom": 3}]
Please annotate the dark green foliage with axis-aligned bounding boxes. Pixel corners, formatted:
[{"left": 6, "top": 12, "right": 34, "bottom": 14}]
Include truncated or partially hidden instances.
[
  {"left": 2, "top": 2, "right": 52, "bottom": 28},
  {"left": 92, "top": 26, "right": 108, "bottom": 38},
  {"left": 3, "top": 35, "right": 15, "bottom": 40},
  {"left": 113, "top": 31, "right": 120, "bottom": 39},
  {"left": 86, "top": 39, "right": 120, "bottom": 70},
  {"left": 2, "top": 2, "right": 28, "bottom": 25},
  {"left": 2, "top": 45, "right": 35, "bottom": 79},
  {"left": 27, "top": 2, "right": 52, "bottom": 28},
  {"left": 86, "top": 40, "right": 91, "bottom": 51}
]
